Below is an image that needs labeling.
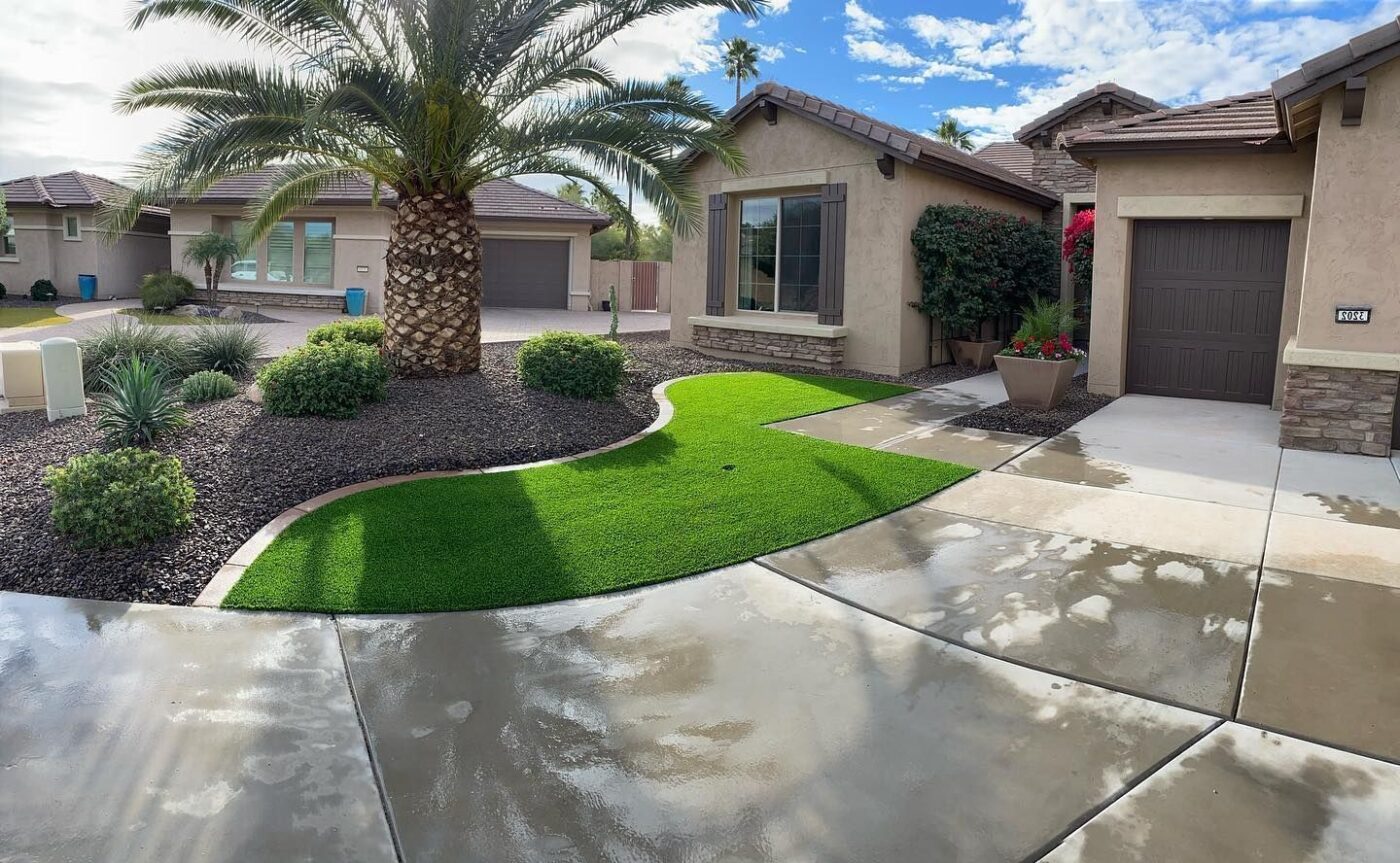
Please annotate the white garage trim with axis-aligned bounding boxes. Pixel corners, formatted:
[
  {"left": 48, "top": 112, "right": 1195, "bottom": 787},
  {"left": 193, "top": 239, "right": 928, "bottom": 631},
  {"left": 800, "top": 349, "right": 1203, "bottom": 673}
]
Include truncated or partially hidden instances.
[{"left": 1117, "top": 195, "right": 1305, "bottom": 219}]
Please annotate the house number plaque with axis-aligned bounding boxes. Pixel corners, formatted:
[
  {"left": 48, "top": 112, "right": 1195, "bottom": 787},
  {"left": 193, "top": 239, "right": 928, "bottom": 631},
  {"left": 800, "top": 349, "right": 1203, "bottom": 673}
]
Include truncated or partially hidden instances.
[{"left": 1335, "top": 306, "right": 1372, "bottom": 324}]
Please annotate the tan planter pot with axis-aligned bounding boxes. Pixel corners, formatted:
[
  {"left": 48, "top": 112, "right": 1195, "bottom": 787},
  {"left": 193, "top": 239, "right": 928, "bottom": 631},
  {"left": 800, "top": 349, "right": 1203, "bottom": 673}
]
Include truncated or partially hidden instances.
[
  {"left": 950, "top": 339, "right": 1003, "bottom": 371},
  {"left": 994, "top": 355, "right": 1077, "bottom": 410}
]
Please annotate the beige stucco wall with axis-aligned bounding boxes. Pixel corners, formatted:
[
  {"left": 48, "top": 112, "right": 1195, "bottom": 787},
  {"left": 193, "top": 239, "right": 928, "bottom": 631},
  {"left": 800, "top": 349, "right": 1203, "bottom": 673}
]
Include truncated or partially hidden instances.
[
  {"left": 1295, "top": 58, "right": 1400, "bottom": 355},
  {"left": 673, "top": 109, "right": 1047, "bottom": 376},
  {"left": 1087, "top": 146, "right": 1317, "bottom": 406},
  {"left": 0, "top": 206, "right": 169, "bottom": 299},
  {"left": 589, "top": 259, "right": 672, "bottom": 312}
]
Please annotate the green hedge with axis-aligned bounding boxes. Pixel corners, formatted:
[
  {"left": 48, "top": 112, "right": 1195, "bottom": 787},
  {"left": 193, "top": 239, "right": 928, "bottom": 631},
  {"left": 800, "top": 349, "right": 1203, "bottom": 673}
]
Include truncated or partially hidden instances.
[
  {"left": 517, "top": 331, "right": 626, "bottom": 399},
  {"left": 140, "top": 272, "right": 195, "bottom": 311},
  {"left": 307, "top": 317, "right": 385, "bottom": 347},
  {"left": 30, "top": 279, "right": 58, "bottom": 302},
  {"left": 181, "top": 370, "right": 238, "bottom": 403},
  {"left": 44, "top": 448, "right": 195, "bottom": 548},
  {"left": 256, "top": 340, "right": 389, "bottom": 418}
]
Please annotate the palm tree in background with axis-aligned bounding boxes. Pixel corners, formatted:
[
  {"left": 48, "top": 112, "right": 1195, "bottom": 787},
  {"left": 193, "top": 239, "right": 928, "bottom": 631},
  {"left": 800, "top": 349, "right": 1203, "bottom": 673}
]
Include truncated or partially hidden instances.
[
  {"left": 722, "top": 37, "right": 760, "bottom": 104},
  {"left": 182, "top": 230, "right": 242, "bottom": 307},
  {"left": 105, "top": 0, "right": 758, "bottom": 377},
  {"left": 933, "top": 117, "right": 975, "bottom": 152}
]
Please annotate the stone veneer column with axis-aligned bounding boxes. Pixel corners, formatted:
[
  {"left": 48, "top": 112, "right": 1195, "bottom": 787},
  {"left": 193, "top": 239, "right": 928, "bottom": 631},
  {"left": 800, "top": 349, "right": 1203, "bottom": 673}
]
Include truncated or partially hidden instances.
[
  {"left": 1279, "top": 364, "right": 1398, "bottom": 456},
  {"left": 692, "top": 324, "right": 846, "bottom": 366}
]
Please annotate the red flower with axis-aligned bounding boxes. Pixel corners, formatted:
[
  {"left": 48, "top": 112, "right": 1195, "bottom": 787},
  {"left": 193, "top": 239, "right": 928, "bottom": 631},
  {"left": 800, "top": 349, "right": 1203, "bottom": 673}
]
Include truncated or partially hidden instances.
[
  {"left": 1013, "top": 340, "right": 1026, "bottom": 352},
  {"left": 1059, "top": 332, "right": 1073, "bottom": 349},
  {"left": 1041, "top": 340, "right": 1056, "bottom": 357}
]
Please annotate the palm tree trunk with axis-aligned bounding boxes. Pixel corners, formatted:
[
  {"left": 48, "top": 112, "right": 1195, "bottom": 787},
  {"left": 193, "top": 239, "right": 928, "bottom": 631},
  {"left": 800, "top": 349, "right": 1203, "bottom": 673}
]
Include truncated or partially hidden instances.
[
  {"left": 625, "top": 185, "right": 635, "bottom": 259},
  {"left": 203, "top": 261, "right": 214, "bottom": 306},
  {"left": 734, "top": 77, "right": 740, "bottom": 104},
  {"left": 383, "top": 192, "right": 483, "bottom": 376},
  {"left": 211, "top": 259, "right": 224, "bottom": 308}
]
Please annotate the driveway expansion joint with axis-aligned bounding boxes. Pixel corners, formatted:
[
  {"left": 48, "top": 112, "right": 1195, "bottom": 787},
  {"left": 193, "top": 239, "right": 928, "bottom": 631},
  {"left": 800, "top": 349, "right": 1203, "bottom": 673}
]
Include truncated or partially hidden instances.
[{"left": 333, "top": 615, "right": 405, "bottom": 863}]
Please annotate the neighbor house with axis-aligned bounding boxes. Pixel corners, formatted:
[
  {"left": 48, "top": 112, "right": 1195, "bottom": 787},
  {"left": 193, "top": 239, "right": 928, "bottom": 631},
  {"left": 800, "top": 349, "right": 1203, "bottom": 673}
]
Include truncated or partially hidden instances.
[
  {"left": 169, "top": 172, "right": 611, "bottom": 313},
  {"left": 0, "top": 171, "right": 170, "bottom": 299},
  {"left": 671, "top": 83, "right": 1056, "bottom": 377},
  {"left": 1063, "top": 16, "right": 1400, "bottom": 455}
]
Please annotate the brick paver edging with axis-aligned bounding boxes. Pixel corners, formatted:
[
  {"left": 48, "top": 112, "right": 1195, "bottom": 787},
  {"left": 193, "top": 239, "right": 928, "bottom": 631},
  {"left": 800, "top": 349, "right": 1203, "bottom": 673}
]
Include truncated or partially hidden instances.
[{"left": 194, "top": 376, "right": 690, "bottom": 608}]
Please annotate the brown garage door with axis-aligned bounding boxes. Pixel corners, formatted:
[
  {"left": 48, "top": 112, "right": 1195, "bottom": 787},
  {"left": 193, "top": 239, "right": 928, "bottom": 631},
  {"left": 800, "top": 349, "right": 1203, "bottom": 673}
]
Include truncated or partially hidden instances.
[
  {"left": 482, "top": 238, "right": 569, "bottom": 309},
  {"left": 1127, "top": 220, "right": 1289, "bottom": 404}
]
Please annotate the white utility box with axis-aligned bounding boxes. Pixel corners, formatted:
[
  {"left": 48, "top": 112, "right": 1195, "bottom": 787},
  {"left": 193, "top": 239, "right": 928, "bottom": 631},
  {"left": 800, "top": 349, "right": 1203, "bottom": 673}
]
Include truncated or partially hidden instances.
[
  {"left": 39, "top": 337, "right": 86, "bottom": 421},
  {"left": 0, "top": 341, "right": 46, "bottom": 411}
]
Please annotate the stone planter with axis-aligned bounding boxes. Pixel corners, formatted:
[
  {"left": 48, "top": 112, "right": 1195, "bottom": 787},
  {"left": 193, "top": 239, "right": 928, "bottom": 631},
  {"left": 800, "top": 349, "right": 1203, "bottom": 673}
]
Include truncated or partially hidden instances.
[
  {"left": 950, "top": 339, "right": 1002, "bottom": 371},
  {"left": 994, "top": 354, "right": 1077, "bottom": 409}
]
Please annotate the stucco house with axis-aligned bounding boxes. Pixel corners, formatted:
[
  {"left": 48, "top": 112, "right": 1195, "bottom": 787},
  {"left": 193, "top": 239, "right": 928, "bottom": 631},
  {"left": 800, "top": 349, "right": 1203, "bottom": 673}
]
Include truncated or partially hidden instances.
[
  {"left": 0, "top": 171, "right": 170, "bottom": 298},
  {"left": 170, "top": 172, "right": 611, "bottom": 313},
  {"left": 1063, "top": 16, "right": 1400, "bottom": 455},
  {"left": 671, "top": 83, "right": 1056, "bottom": 377}
]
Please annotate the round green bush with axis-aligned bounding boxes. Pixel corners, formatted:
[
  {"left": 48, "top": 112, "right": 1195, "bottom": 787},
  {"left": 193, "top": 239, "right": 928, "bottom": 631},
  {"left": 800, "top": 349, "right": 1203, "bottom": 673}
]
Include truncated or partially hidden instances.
[
  {"left": 517, "top": 331, "right": 626, "bottom": 399},
  {"left": 307, "top": 317, "right": 386, "bottom": 347},
  {"left": 181, "top": 370, "right": 238, "bottom": 403},
  {"left": 43, "top": 448, "right": 196, "bottom": 549},
  {"left": 140, "top": 272, "right": 195, "bottom": 311},
  {"left": 30, "top": 279, "right": 58, "bottom": 301},
  {"left": 0, "top": 281, "right": 7, "bottom": 300},
  {"left": 255, "top": 340, "right": 389, "bottom": 418}
]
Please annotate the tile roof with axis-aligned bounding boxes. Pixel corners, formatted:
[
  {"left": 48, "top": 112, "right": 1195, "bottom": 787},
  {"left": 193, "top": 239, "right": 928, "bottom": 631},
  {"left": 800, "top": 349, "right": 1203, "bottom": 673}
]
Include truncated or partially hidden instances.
[
  {"left": 709, "top": 82, "right": 1056, "bottom": 207},
  {"left": 1014, "top": 83, "right": 1169, "bottom": 143},
  {"left": 1272, "top": 14, "right": 1400, "bottom": 102},
  {"left": 188, "top": 170, "right": 611, "bottom": 226},
  {"left": 0, "top": 171, "right": 169, "bottom": 216},
  {"left": 973, "top": 141, "right": 1034, "bottom": 180},
  {"left": 1063, "top": 91, "right": 1283, "bottom": 151}
]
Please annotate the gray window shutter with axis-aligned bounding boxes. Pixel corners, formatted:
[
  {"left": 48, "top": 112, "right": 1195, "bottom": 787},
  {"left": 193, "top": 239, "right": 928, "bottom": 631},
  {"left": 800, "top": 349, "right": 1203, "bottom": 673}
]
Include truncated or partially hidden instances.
[
  {"left": 706, "top": 194, "right": 727, "bottom": 316},
  {"left": 818, "top": 183, "right": 847, "bottom": 325}
]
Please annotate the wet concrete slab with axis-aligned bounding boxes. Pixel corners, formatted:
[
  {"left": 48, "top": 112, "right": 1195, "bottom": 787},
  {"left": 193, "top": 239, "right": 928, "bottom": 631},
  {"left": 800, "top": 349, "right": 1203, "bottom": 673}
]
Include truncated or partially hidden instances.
[
  {"left": 1273, "top": 449, "right": 1400, "bottom": 530},
  {"left": 767, "top": 402, "right": 932, "bottom": 447},
  {"left": 1000, "top": 395, "right": 1282, "bottom": 510},
  {"left": 1264, "top": 512, "right": 1400, "bottom": 588},
  {"left": 1238, "top": 570, "right": 1400, "bottom": 763},
  {"left": 876, "top": 424, "right": 1042, "bottom": 470},
  {"left": 0, "top": 591, "right": 395, "bottom": 862},
  {"left": 925, "top": 471, "right": 1270, "bottom": 566},
  {"left": 337, "top": 564, "right": 1212, "bottom": 863},
  {"left": 1041, "top": 723, "right": 1400, "bottom": 862},
  {"left": 764, "top": 508, "right": 1257, "bottom": 714}
]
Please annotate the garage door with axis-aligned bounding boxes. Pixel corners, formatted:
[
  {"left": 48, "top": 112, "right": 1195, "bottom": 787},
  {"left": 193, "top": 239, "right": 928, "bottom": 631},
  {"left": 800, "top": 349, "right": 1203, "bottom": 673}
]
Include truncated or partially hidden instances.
[
  {"left": 482, "top": 238, "right": 570, "bottom": 309},
  {"left": 1127, "top": 220, "right": 1289, "bottom": 404}
]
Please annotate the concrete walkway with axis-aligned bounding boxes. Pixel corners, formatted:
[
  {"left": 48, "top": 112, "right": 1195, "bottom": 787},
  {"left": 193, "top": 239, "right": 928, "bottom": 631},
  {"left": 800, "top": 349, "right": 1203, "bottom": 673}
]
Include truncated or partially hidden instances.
[{"left": 3, "top": 372, "right": 1400, "bottom": 860}]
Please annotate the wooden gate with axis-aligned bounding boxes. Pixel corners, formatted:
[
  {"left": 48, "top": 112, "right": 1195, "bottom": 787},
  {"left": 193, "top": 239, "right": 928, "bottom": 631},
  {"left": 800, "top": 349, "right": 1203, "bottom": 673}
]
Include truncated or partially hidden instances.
[{"left": 631, "top": 261, "right": 659, "bottom": 311}]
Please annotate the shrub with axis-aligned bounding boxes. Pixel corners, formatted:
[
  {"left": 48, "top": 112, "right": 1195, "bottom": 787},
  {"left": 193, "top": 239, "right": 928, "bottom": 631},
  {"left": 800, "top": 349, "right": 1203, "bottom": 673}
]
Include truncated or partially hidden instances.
[
  {"left": 517, "top": 331, "right": 626, "bottom": 400},
  {"left": 1063, "top": 208, "right": 1095, "bottom": 309},
  {"left": 188, "top": 321, "right": 267, "bottom": 376},
  {"left": 140, "top": 271, "right": 195, "bottom": 311},
  {"left": 911, "top": 204, "right": 1058, "bottom": 338},
  {"left": 181, "top": 370, "right": 238, "bottom": 403},
  {"left": 44, "top": 448, "right": 195, "bottom": 548},
  {"left": 0, "top": 282, "right": 6, "bottom": 300},
  {"left": 96, "top": 356, "right": 189, "bottom": 447},
  {"left": 256, "top": 340, "right": 389, "bottom": 418},
  {"left": 307, "top": 317, "right": 385, "bottom": 347},
  {"left": 1000, "top": 296, "right": 1085, "bottom": 362},
  {"left": 30, "top": 279, "right": 57, "bottom": 301},
  {"left": 80, "top": 318, "right": 194, "bottom": 391},
  {"left": 607, "top": 286, "right": 620, "bottom": 340}
]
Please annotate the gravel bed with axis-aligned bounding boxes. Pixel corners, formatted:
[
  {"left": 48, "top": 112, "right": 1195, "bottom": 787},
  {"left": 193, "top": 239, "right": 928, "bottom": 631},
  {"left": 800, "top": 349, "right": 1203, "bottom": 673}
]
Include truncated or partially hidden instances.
[
  {"left": 0, "top": 332, "right": 971, "bottom": 606},
  {"left": 1, "top": 296, "right": 79, "bottom": 308},
  {"left": 950, "top": 377, "right": 1115, "bottom": 437}
]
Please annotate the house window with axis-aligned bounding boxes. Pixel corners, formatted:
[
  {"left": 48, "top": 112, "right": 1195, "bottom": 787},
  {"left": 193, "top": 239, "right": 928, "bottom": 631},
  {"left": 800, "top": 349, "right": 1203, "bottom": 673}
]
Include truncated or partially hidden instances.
[
  {"left": 303, "top": 221, "right": 333, "bottom": 285},
  {"left": 266, "top": 221, "right": 294, "bottom": 282},
  {"left": 738, "top": 194, "right": 821, "bottom": 313},
  {"left": 227, "top": 218, "right": 334, "bottom": 285},
  {"left": 1, "top": 218, "right": 15, "bottom": 257},
  {"left": 63, "top": 215, "right": 81, "bottom": 241}
]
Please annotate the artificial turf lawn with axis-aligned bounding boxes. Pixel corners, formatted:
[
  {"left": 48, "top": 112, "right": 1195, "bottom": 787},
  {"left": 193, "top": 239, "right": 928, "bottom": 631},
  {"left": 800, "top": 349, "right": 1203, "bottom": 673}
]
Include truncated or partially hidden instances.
[
  {"left": 224, "top": 372, "right": 976, "bottom": 613},
  {"left": 0, "top": 307, "right": 70, "bottom": 328}
]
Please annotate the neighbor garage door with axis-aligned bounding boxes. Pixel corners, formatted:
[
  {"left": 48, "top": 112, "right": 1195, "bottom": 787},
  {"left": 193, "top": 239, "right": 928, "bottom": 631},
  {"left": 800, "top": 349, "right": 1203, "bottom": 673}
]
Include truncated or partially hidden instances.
[
  {"left": 1127, "top": 220, "right": 1289, "bottom": 404},
  {"left": 482, "top": 238, "right": 570, "bottom": 309}
]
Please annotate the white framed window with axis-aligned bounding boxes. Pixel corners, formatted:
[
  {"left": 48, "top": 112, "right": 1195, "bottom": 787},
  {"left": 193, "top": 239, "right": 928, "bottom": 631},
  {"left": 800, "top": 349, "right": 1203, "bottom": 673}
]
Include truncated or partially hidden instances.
[
  {"left": 737, "top": 194, "right": 821, "bottom": 313},
  {"left": 1, "top": 217, "right": 15, "bottom": 257},
  {"left": 63, "top": 214, "right": 81, "bottom": 241},
  {"left": 226, "top": 218, "right": 334, "bottom": 286}
]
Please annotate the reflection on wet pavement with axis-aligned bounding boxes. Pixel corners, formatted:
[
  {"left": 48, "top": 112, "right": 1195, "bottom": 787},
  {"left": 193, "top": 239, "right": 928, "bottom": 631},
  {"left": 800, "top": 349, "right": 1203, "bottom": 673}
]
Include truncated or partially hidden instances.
[
  {"left": 1274, "top": 449, "right": 1400, "bottom": 529},
  {"left": 764, "top": 508, "right": 1257, "bottom": 714},
  {"left": 337, "top": 564, "right": 1211, "bottom": 863}
]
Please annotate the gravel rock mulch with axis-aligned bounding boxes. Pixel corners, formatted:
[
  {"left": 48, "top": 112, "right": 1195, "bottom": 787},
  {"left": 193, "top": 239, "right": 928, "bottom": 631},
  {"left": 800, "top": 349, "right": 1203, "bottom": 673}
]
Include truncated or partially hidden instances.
[
  {"left": 0, "top": 332, "right": 970, "bottom": 606},
  {"left": 949, "top": 377, "right": 1115, "bottom": 438},
  {"left": 1, "top": 296, "right": 78, "bottom": 308}
]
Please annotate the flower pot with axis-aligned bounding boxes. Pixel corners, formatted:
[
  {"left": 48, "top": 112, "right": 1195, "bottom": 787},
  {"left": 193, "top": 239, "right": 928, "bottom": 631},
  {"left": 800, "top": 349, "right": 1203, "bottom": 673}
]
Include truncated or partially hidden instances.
[
  {"left": 950, "top": 338, "right": 1002, "bottom": 371},
  {"left": 993, "top": 354, "right": 1077, "bottom": 410}
]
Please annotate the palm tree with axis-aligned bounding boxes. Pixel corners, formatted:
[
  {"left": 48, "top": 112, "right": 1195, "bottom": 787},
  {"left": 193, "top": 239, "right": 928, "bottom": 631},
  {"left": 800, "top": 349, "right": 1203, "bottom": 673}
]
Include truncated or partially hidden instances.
[
  {"left": 722, "top": 38, "right": 760, "bottom": 104},
  {"left": 104, "top": 0, "right": 757, "bottom": 377},
  {"left": 182, "top": 230, "right": 242, "bottom": 307},
  {"left": 555, "top": 181, "right": 587, "bottom": 205},
  {"left": 932, "top": 117, "right": 975, "bottom": 152}
]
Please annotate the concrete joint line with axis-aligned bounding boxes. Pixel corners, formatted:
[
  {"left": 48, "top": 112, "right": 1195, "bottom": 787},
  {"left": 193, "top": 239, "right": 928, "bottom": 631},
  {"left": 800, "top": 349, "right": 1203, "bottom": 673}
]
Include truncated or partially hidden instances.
[
  {"left": 333, "top": 616, "right": 406, "bottom": 863},
  {"left": 1229, "top": 448, "right": 1285, "bottom": 720}
]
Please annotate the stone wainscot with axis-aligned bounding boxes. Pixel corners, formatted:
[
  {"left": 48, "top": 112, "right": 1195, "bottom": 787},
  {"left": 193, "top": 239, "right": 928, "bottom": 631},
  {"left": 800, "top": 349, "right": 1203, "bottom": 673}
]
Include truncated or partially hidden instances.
[{"left": 689, "top": 316, "right": 847, "bottom": 367}]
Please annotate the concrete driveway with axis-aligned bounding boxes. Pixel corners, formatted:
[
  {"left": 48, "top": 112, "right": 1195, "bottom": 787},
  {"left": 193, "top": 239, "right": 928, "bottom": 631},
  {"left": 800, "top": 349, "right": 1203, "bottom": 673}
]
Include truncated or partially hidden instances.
[{"left": 3, "top": 379, "right": 1399, "bottom": 860}]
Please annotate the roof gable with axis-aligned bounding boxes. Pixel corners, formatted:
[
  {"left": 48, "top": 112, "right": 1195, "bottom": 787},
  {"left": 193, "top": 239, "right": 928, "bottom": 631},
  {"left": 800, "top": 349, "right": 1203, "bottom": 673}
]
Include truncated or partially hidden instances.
[
  {"left": 973, "top": 142, "right": 1034, "bottom": 181},
  {"left": 1062, "top": 91, "right": 1284, "bottom": 156},
  {"left": 1272, "top": 14, "right": 1400, "bottom": 141},
  {"left": 0, "top": 171, "right": 168, "bottom": 216},
  {"left": 1014, "top": 84, "right": 1168, "bottom": 143}
]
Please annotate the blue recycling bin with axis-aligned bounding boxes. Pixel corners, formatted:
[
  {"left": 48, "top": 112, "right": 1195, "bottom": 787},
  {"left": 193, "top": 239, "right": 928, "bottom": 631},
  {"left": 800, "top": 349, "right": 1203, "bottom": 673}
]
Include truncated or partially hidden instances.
[
  {"left": 344, "top": 287, "right": 367, "bottom": 316},
  {"left": 77, "top": 274, "right": 97, "bottom": 301}
]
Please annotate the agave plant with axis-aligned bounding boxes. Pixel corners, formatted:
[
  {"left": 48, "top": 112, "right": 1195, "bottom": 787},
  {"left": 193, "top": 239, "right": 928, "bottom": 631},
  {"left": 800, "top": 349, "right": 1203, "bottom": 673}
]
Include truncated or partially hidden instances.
[
  {"left": 96, "top": 356, "right": 190, "bottom": 448},
  {"left": 104, "top": 0, "right": 759, "bottom": 378}
]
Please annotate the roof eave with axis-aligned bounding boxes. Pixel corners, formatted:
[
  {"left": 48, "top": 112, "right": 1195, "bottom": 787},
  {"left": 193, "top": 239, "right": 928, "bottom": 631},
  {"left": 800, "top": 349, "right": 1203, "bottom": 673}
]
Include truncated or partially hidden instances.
[
  {"left": 1271, "top": 38, "right": 1400, "bottom": 141},
  {"left": 1064, "top": 136, "right": 1295, "bottom": 163}
]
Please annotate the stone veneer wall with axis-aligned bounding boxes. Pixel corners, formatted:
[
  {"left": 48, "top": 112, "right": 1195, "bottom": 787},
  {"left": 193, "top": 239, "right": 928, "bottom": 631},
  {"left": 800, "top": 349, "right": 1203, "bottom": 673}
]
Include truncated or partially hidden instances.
[
  {"left": 217, "top": 290, "right": 345, "bottom": 310},
  {"left": 692, "top": 324, "right": 845, "bottom": 366},
  {"left": 1027, "top": 101, "right": 1146, "bottom": 227},
  {"left": 1279, "top": 365, "right": 1398, "bottom": 456}
]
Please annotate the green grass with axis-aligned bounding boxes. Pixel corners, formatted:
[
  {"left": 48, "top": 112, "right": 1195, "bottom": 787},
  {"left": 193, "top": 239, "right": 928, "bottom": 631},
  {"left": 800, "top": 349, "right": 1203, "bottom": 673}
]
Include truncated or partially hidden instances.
[
  {"left": 224, "top": 372, "right": 975, "bottom": 613},
  {"left": 0, "top": 306, "right": 70, "bottom": 328}
]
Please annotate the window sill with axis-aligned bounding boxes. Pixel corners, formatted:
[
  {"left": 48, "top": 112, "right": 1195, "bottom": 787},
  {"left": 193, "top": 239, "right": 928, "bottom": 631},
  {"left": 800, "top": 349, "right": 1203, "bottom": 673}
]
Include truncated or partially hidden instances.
[
  {"left": 688, "top": 314, "right": 848, "bottom": 338},
  {"left": 222, "top": 283, "right": 343, "bottom": 297},
  {"left": 0, "top": 256, "right": 19, "bottom": 263}
]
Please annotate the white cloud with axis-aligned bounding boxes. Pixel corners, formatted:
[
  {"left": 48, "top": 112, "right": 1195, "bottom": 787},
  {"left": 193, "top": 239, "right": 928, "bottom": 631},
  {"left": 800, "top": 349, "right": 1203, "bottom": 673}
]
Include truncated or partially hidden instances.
[
  {"left": 842, "top": 2, "right": 998, "bottom": 84},
  {"left": 844, "top": 1, "right": 887, "bottom": 37},
  {"left": 758, "top": 43, "right": 788, "bottom": 63}
]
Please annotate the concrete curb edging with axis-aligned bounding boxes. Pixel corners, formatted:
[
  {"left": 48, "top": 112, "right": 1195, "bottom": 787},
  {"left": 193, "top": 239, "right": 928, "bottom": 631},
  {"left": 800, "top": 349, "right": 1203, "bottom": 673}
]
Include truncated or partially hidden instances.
[{"left": 194, "top": 376, "right": 690, "bottom": 608}]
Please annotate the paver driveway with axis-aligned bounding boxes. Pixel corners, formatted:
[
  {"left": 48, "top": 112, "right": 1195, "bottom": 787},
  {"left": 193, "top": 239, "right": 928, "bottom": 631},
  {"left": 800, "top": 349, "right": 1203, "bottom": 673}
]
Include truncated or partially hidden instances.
[{"left": 3, "top": 372, "right": 1399, "bottom": 860}]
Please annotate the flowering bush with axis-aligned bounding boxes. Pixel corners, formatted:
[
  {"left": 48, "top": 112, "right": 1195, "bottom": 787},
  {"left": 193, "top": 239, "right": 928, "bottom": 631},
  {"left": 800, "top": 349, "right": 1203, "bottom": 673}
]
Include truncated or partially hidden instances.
[
  {"left": 1063, "top": 208, "right": 1094, "bottom": 307},
  {"left": 999, "top": 295, "right": 1086, "bottom": 361}
]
